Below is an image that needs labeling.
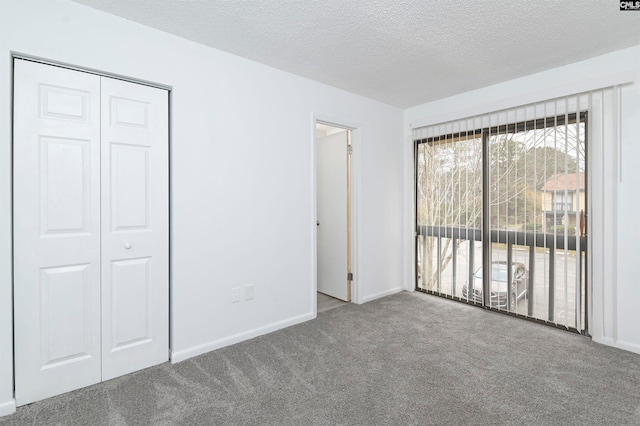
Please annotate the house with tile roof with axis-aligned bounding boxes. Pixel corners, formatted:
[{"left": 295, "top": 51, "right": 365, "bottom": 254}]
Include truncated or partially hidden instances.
[{"left": 540, "top": 172, "right": 585, "bottom": 229}]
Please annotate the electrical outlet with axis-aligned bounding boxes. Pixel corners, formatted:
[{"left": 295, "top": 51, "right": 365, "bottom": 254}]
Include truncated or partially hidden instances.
[
  {"left": 231, "top": 287, "right": 240, "bottom": 303},
  {"left": 245, "top": 284, "right": 254, "bottom": 301}
]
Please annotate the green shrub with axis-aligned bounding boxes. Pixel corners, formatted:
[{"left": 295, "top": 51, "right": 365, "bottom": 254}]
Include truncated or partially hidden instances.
[
  {"left": 550, "top": 225, "right": 576, "bottom": 236},
  {"left": 523, "top": 222, "right": 543, "bottom": 232}
]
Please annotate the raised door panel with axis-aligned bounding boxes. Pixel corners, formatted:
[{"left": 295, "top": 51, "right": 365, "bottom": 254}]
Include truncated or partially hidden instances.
[
  {"left": 13, "top": 59, "right": 101, "bottom": 406},
  {"left": 110, "top": 258, "right": 152, "bottom": 351},
  {"left": 39, "top": 264, "right": 93, "bottom": 366},
  {"left": 39, "top": 137, "right": 91, "bottom": 235},
  {"left": 110, "top": 143, "right": 150, "bottom": 231},
  {"left": 100, "top": 77, "right": 169, "bottom": 380}
]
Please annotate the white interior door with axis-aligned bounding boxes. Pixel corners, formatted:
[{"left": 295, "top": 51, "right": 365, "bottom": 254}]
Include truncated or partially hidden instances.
[
  {"left": 14, "top": 59, "right": 169, "bottom": 404},
  {"left": 100, "top": 77, "right": 169, "bottom": 380},
  {"left": 317, "top": 129, "right": 350, "bottom": 301},
  {"left": 13, "top": 59, "right": 102, "bottom": 405}
]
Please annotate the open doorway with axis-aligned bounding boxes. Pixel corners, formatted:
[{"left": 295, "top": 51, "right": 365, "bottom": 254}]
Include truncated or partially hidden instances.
[{"left": 316, "top": 122, "right": 353, "bottom": 312}]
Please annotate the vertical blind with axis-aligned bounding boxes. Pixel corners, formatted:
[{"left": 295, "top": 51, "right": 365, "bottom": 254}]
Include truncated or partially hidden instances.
[{"left": 414, "top": 87, "right": 620, "bottom": 331}]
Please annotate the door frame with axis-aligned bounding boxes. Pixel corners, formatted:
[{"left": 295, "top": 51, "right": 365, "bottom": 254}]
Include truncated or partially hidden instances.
[
  {"left": 312, "top": 114, "right": 360, "bottom": 313},
  {"left": 9, "top": 54, "right": 174, "bottom": 381}
]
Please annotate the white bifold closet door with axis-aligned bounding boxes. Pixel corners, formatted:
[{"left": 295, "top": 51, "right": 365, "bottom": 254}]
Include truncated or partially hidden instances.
[
  {"left": 13, "top": 59, "right": 169, "bottom": 406},
  {"left": 99, "top": 75, "right": 169, "bottom": 381}
]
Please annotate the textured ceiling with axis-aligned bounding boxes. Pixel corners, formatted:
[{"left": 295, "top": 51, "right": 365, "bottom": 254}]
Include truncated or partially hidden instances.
[{"left": 71, "top": 0, "right": 640, "bottom": 108}]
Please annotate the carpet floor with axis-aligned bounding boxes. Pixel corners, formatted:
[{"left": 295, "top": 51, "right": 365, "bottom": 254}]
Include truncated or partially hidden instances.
[{"left": 2, "top": 291, "right": 640, "bottom": 425}]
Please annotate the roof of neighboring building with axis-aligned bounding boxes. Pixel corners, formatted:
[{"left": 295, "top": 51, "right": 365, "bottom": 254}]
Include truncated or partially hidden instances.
[{"left": 541, "top": 172, "right": 585, "bottom": 191}]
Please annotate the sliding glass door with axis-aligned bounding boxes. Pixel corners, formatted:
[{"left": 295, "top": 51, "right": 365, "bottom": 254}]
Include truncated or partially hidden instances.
[{"left": 415, "top": 98, "right": 587, "bottom": 332}]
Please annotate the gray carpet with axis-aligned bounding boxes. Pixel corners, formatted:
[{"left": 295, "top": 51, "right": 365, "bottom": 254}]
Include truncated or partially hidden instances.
[{"left": 3, "top": 291, "right": 640, "bottom": 425}]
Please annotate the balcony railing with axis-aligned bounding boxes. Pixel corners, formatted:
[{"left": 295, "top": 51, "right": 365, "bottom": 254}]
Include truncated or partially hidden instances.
[{"left": 416, "top": 225, "right": 586, "bottom": 331}]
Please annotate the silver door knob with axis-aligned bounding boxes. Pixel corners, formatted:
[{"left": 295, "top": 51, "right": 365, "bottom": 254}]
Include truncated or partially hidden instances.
[{"left": 124, "top": 242, "right": 132, "bottom": 249}]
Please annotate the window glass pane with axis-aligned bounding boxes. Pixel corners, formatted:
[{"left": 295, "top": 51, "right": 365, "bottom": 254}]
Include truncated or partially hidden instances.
[
  {"left": 416, "top": 135, "right": 482, "bottom": 298},
  {"left": 415, "top": 106, "right": 587, "bottom": 332}
]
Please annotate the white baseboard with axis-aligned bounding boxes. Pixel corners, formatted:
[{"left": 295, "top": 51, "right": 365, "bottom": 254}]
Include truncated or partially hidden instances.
[
  {"left": 170, "top": 312, "right": 315, "bottom": 363},
  {"left": 591, "top": 335, "right": 615, "bottom": 346},
  {"left": 360, "top": 287, "right": 404, "bottom": 303},
  {"left": 614, "top": 340, "right": 640, "bottom": 355},
  {"left": 592, "top": 336, "right": 640, "bottom": 355},
  {"left": 0, "top": 399, "right": 16, "bottom": 417}
]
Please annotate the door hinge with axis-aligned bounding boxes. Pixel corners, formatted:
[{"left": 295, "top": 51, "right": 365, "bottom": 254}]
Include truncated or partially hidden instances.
[
  {"left": 347, "top": 272, "right": 353, "bottom": 281},
  {"left": 347, "top": 144, "right": 353, "bottom": 155}
]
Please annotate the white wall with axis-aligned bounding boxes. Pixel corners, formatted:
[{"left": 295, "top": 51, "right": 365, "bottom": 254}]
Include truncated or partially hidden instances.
[
  {"left": 404, "top": 45, "right": 640, "bottom": 354},
  {"left": 0, "top": 0, "right": 404, "bottom": 414}
]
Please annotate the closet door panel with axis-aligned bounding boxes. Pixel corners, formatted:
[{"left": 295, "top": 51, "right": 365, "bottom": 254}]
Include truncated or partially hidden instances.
[
  {"left": 13, "top": 59, "right": 101, "bottom": 406},
  {"left": 100, "top": 77, "right": 169, "bottom": 380}
]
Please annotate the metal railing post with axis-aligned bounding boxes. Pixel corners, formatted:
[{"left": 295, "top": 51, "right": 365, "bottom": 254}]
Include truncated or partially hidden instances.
[
  {"left": 507, "top": 240, "right": 513, "bottom": 311},
  {"left": 528, "top": 244, "right": 535, "bottom": 316},
  {"left": 437, "top": 236, "right": 442, "bottom": 294},
  {"left": 468, "top": 238, "right": 475, "bottom": 302},
  {"left": 452, "top": 237, "right": 457, "bottom": 297},
  {"left": 548, "top": 246, "right": 555, "bottom": 322}
]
